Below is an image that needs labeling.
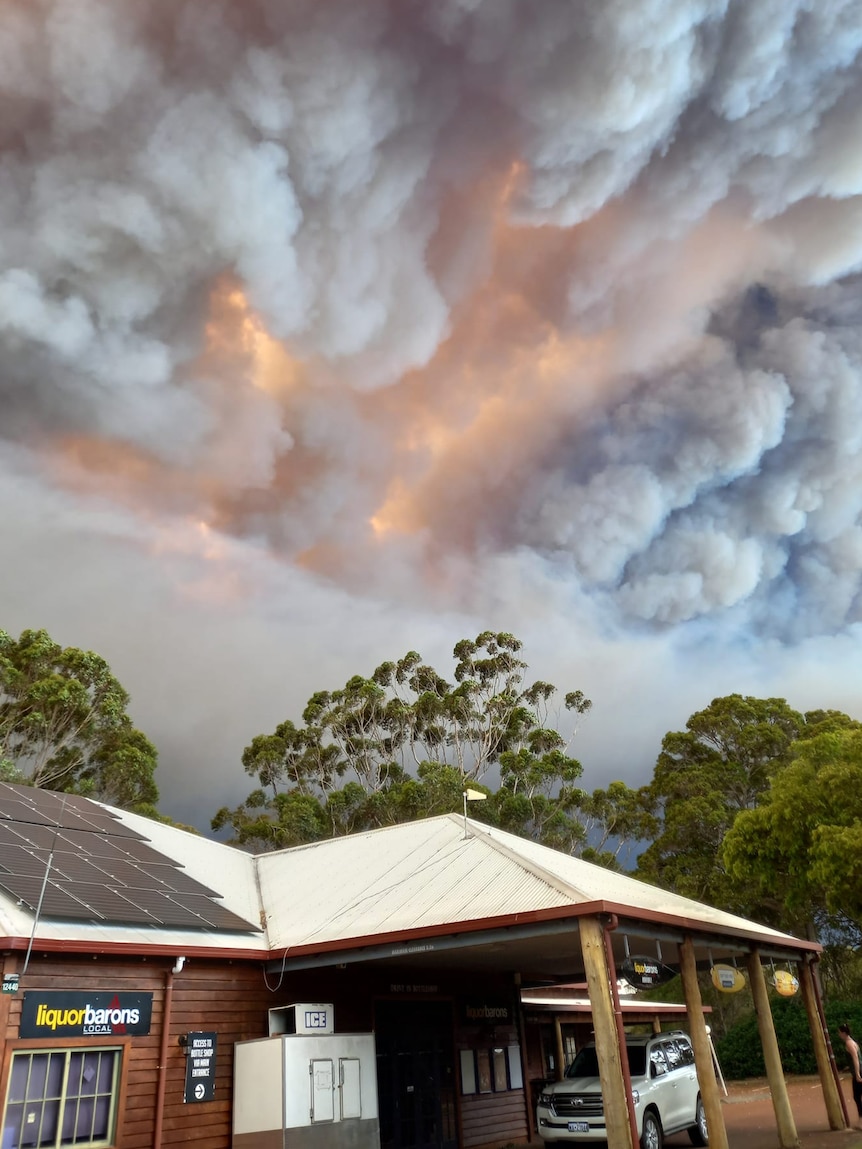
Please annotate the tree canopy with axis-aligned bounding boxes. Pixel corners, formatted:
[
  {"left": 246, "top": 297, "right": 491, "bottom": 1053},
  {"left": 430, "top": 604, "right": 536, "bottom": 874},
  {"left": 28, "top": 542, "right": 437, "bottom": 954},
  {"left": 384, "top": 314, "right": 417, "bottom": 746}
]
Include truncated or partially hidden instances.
[
  {"left": 636, "top": 694, "right": 805, "bottom": 908},
  {"left": 637, "top": 694, "right": 862, "bottom": 937},
  {"left": 212, "top": 630, "right": 628, "bottom": 853},
  {"left": 0, "top": 628, "right": 159, "bottom": 812},
  {"left": 723, "top": 725, "right": 862, "bottom": 938}
]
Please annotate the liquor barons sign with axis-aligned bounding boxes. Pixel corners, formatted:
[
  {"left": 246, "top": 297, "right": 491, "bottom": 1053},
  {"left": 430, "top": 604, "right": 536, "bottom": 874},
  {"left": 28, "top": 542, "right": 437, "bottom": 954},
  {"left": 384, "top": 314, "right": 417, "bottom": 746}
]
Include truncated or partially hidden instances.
[
  {"left": 619, "top": 955, "right": 676, "bottom": 990},
  {"left": 461, "top": 999, "right": 512, "bottom": 1025},
  {"left": 20, "top": 991, "right": 153, "bottom": 1038}
]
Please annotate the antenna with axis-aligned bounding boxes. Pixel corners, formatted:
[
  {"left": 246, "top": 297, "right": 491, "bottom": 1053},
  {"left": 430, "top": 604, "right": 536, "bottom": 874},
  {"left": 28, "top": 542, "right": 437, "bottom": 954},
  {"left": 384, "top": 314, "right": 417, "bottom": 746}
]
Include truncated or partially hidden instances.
[{"left": 22, "top": 793, "right": 68, "bottom": 978}]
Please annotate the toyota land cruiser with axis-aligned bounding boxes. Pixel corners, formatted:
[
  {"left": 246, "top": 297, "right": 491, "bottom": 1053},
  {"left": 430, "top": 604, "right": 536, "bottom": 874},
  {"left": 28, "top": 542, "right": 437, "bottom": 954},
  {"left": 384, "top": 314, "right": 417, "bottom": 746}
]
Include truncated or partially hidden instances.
[{"left": 536, "top": 1030, "right": 708, "bottom": 1148}]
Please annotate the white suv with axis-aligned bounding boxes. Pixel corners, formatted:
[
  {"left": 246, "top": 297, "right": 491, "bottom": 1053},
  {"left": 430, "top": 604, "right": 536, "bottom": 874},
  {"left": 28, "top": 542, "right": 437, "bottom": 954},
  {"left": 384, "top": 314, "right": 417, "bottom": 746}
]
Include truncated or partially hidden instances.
[{"left": 536, "top": 1031, "right": 708, "bottom": 1149}]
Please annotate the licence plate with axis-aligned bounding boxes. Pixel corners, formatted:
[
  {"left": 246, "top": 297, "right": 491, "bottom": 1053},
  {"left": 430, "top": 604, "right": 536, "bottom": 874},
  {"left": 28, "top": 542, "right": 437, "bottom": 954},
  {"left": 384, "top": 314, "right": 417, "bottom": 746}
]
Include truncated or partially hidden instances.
[{"left": 567, "top": 1121, "right": 589, "bottom": 1133}]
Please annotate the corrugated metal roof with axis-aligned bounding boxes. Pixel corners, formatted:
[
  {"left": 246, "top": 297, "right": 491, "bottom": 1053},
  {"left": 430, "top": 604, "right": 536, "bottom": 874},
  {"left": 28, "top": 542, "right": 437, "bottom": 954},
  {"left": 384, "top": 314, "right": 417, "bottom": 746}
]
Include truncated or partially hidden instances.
[
  {"left": 256, "top": 818, "right": 568, "bottom": 949},
  {"left": 255, "top": 814, "right": 807, "bottom": 953},
  {"left": 0, "top": 787, "right": 812, "bottom": 958}
]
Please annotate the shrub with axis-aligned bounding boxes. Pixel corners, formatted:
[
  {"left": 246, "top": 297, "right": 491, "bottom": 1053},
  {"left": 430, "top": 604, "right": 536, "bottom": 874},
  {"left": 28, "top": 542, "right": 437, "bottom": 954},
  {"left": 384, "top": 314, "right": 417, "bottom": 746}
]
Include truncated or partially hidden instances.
[{"left": 714, "top": 997, "right": 862, "bottom": 1079}]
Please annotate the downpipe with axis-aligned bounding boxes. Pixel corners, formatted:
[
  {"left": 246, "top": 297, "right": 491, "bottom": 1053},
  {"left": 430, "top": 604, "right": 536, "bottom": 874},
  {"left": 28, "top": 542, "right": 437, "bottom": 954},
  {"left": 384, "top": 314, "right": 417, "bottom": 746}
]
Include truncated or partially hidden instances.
[{"left": 153, "top": 966, "right": 175, "bottom": 1148}]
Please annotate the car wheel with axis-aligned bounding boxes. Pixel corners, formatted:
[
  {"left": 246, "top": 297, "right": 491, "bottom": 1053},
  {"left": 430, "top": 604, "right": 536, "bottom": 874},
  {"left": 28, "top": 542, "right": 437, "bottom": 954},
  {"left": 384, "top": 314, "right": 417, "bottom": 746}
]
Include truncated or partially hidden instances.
[
  {"left": 640, "top": 1110, "right": 663, "bottom": 1149},
  {"left": 688, "top": 1095, "right": 709, "bottom": 1145}
]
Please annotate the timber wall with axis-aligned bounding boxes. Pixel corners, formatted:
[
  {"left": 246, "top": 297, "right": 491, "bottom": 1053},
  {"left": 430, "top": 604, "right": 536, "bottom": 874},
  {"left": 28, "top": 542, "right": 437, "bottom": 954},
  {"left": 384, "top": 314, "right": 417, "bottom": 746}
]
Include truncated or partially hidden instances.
[{"left": 0, "top": 952, "right": 277, "bottom": 1149}]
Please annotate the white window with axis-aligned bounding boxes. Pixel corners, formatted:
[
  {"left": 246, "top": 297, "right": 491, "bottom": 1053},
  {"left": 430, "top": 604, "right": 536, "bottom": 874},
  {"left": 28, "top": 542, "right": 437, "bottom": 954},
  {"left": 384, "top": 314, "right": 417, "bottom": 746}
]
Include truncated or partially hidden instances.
[{"left": 2, "top": 1048, "right": 121, "bottom": 1149}]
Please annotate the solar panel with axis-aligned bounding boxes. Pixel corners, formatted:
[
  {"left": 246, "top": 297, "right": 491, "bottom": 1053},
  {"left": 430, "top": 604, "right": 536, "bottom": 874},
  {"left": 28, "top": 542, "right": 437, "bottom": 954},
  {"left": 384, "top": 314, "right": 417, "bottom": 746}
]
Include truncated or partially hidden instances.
[{"left": 0, "top": 782, "right": 260, "bottom": 933}]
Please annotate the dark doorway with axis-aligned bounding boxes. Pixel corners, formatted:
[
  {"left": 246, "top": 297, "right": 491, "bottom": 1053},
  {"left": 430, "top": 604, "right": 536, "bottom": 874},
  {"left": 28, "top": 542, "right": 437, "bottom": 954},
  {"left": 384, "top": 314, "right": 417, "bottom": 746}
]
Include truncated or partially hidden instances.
[{"left": 375, "top": 1000, "right": 457, "bottom": 1149}]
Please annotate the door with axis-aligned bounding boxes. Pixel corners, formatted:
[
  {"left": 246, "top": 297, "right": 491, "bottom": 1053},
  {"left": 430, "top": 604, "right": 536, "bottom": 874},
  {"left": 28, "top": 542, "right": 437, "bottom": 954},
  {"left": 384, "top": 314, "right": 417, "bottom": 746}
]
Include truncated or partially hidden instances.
[
  {"left": 659, "top": 1036, "right": 698, "bottom": 1131},
  {"left": 309, "top": 1058, "right": 335, "bottom": 1123},
  {"left": 375, "top": 1000, "right": 457, "bottom": 1149}
]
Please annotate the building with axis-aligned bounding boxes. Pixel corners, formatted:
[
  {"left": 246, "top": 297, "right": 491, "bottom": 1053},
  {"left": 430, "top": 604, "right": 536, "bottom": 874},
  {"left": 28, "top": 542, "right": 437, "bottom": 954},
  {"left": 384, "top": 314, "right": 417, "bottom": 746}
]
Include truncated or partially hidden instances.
[{"left": 0, "top": 782, "right": 845, "bottom": 1149}]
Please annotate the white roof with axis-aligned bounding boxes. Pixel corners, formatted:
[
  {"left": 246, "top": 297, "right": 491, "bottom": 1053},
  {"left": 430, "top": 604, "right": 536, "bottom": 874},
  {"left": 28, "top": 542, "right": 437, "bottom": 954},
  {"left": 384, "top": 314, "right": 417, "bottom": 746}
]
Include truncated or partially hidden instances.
[
  {"left": 254, "top": 815, "right": 809, "bottom": 954},
  {"left": 0, "top": 798, "right": 813, "bottom": 960}
]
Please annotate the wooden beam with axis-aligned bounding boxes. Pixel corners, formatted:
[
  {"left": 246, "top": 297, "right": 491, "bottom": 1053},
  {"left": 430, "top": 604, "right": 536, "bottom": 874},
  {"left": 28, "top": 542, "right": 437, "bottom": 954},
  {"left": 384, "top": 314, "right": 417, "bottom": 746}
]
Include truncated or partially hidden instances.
[
  {"left": 579, "top": 915, "right": 634, "bottom": 1149},
  {"left": 747, "top": 950, "right": 800, "bottom": 1149},
  {"left": 679, "top": 937, "right": 729, "bottom": 1149},
  {"left": 799, "top": 957, "right": 845, "bottom": 1130},
  {"left": 553, "top": 1015, "right": 565, "bottom": 1081}
]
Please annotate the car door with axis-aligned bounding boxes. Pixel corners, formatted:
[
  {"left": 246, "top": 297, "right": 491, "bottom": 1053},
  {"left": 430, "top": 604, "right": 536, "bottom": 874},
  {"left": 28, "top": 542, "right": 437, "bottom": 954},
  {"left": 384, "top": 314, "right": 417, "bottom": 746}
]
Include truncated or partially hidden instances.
[
  {"left": 645, "top": 1044, "right": 672, "bottom": 1124},
  {"left": 671, "top": 1037, "right": 700, "bottom": 1126},
  {"left": 658, "top": 1038, "right": 697, "bottom": 1131}
]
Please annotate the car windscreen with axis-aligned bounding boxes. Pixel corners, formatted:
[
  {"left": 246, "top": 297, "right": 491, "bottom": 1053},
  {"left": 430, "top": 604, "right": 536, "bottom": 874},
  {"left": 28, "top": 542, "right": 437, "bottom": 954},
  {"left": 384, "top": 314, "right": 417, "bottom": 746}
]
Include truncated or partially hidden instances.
[
  {"left": 566, "top": 1047, "right": 599, "bottom": 1078},
  {"left": 565, "top": 1045, "right": 647, "bottom": 1078}
]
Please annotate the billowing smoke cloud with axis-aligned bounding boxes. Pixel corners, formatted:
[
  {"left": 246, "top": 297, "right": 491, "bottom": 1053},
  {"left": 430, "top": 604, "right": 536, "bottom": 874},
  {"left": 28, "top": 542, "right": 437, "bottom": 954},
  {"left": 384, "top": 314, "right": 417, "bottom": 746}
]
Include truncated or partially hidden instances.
[{"left": 2, "top": 0, "right": 862, "bottom": 801}]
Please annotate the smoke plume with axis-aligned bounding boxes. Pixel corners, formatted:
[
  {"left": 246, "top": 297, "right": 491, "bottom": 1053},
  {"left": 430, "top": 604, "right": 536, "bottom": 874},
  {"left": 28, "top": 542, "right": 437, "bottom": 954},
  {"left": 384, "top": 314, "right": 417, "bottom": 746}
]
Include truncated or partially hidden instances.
[{"left": 2, "top": 0, "right": 862, "bottom": 820}]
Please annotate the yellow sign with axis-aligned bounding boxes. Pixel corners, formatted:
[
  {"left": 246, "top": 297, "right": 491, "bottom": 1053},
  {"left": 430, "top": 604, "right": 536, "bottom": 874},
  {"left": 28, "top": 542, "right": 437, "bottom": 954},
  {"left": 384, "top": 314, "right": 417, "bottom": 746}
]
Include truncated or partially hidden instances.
[
  {"left": 711, "top": 964, "right": 746, "bottom": 993},
  {"left": 773, "top": 970, "right": 799, "bottom": 997}
]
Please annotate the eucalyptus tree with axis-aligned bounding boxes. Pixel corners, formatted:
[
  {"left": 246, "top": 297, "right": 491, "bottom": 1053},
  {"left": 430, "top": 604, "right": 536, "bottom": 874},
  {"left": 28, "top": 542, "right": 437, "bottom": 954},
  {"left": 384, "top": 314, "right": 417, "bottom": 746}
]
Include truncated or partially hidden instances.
[
  {"left": 0, "top": 627, "right": 158, "bottom": 811},
  {"left": 213, "top": 631, "right": 594, "bottom": 850},
  {"left": 637, "top": 694, "right": 859, "bottom": 923},
  {"left": 636, "top": 694, "right": 805, "bottom": 905},
  {"left": 723, "top": 725, "right": 862, "bottom": 936}
]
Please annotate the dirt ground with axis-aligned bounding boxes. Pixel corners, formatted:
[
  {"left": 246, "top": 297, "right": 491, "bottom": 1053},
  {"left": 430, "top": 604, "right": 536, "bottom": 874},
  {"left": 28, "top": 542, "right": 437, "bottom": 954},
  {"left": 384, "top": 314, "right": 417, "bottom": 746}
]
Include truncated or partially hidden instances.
[
  {"left": 524, "top": 1074, "right": 862, "bottom": 1148},
  {"left": 663, "top": 1075, "right": 862, "bottom": 1149}
]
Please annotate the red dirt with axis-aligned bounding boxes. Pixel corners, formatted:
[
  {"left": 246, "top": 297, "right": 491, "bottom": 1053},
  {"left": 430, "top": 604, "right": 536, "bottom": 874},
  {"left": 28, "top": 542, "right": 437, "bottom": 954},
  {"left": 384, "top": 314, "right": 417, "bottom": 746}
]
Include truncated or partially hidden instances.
[{"left": 663, "top": 1075, "right": 862, "bottom": 1149}]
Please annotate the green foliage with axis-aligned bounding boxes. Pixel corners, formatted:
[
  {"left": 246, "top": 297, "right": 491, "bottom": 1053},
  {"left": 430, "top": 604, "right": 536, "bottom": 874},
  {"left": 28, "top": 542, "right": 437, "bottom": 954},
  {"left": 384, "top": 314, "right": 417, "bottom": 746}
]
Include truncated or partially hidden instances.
[
  {"left": 723, "top": 727, "right": 862, "bottom": 934},
  {"left": 820, "top": 943, "right": 862, "bottom": 999},
  {"left": 0, "top": 628, "right": 158, "bottom": 811},
  {"left": 715, "top": 997, "right": 862, "bottom": 1079},
  {"left": 214, "top": 631, "right": 598, "bottom": 853},
  {"left": 635, "top": 695, "right": 857, "bottom": 925},
  {"left": 578, "top": 781, "right": 658, "bottom": 867},
  {"left": 0, "top": 757, "right": 25, "bottom": 783}
]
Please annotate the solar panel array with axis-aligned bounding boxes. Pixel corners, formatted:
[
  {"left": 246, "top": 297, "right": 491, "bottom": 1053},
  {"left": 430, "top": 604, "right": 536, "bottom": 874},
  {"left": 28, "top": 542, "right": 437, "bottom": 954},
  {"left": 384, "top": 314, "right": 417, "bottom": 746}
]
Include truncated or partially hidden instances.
[{"left": 0, "top": 783, "right": 260, "bottom": 933}]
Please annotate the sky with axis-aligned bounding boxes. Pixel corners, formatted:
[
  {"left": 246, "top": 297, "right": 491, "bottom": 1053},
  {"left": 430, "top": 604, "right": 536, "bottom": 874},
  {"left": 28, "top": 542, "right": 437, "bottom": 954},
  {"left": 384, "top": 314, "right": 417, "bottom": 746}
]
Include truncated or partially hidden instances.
[{"left": 1, "top": 0, "right": 861, "bottom": 831}]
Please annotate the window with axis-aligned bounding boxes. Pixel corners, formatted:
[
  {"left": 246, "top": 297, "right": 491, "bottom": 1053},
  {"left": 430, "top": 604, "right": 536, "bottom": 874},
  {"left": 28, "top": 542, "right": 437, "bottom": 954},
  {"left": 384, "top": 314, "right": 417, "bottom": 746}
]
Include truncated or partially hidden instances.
[
  {"left": 460, "top": 1046, "right": 522, "bottom": 1095},
  {"left": 2, "top": 1049, "right": 121, "bottom": 1149},
  {"left": 661, "top": 1038, "right": 694, "bottom": 1069}
]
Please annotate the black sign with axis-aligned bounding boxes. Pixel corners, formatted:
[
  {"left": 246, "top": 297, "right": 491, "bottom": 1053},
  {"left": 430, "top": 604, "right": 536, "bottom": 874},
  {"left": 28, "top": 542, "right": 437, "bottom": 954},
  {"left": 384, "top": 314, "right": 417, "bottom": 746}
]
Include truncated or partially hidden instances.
[
  {"left": 183, "top": 1032, "right": 217, "bottom": 1103},
  {"left": 20, "top": 992, "right": 153, "bottom": 1038},
  {"left": 2, "top": 973, "right": 19, "bottom": 996},
  {"left": 619, "top": 955, "right": 676, "bottom": 990}
]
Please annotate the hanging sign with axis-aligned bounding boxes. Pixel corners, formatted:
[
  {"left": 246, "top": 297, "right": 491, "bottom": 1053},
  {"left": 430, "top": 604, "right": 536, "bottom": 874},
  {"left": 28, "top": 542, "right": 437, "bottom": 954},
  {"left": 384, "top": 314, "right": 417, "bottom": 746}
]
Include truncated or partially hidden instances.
[
  {"left": 619, "top": 955, "right": 676, "bottom": 990},
  {"left": 711, "top": 964, "right": 746, "bottom": 994},
  {"left": 772, "top": 970, "right": 799, "bottom": 997},
  {"left": 183, "top": 1032, "right": 217, "bottom": 1103}
]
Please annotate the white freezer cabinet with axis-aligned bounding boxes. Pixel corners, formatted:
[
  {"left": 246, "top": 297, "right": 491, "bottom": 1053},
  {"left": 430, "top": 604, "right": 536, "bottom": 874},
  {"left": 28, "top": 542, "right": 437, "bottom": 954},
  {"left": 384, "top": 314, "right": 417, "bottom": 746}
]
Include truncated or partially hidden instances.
[{"left": 233, "top": 1032, "right": 380, "bottom": 1149}]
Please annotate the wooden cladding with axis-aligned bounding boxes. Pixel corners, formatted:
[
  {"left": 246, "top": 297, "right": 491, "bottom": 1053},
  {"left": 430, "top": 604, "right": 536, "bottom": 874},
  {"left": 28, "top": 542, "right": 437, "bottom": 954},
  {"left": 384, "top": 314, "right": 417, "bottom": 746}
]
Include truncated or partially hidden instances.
[
  {"left": 460, "top": 1090, "right": 528, "bottom": 1149},
  {"left": 0, "top": 954, "right": 274, "bottom": 1149}
]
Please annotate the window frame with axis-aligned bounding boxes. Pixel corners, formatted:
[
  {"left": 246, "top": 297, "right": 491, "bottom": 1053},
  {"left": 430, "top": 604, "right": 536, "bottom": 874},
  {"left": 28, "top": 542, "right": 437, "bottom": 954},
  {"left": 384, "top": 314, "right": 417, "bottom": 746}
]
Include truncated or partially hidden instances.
[
  {"left": 460, "top": 1045, "right": 522, "bottom": 1096},
  {"left": 0, "top": 1038, "right": 130, "bottom": 1149},
  {"left": 649, "top": 1045, "right": 670, "bottom": 1078}
]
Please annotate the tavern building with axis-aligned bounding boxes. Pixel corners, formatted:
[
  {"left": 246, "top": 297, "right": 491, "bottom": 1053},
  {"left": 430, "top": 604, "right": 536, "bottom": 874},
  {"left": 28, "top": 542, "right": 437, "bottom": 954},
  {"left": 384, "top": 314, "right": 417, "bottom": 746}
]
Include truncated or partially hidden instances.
[{"left": 0, "top": 781, "right": 847, "bottom": 1149}]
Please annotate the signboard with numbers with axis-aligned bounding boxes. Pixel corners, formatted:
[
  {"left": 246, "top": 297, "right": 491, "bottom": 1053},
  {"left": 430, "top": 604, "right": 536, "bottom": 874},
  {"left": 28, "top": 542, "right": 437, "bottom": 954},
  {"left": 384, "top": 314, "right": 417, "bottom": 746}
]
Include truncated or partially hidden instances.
[{"left": 183, "top": 1032, "right": 217, "bottom": 1103}]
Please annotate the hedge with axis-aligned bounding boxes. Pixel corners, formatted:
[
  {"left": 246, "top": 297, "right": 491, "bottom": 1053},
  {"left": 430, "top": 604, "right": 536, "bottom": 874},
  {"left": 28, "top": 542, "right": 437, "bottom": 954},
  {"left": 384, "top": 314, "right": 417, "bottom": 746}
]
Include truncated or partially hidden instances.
[{"left": 714, "top": 997, "right": 862, "bottom": 1079}]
